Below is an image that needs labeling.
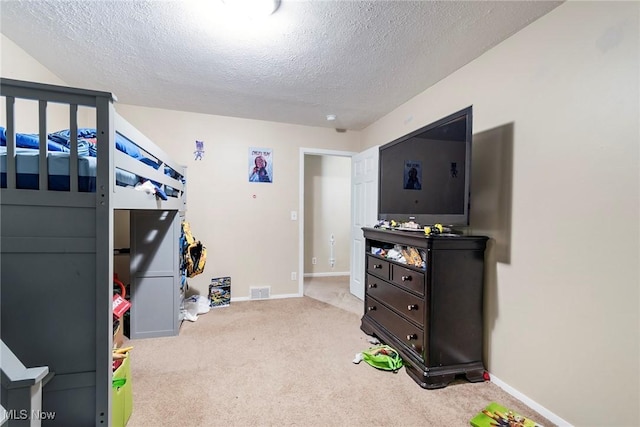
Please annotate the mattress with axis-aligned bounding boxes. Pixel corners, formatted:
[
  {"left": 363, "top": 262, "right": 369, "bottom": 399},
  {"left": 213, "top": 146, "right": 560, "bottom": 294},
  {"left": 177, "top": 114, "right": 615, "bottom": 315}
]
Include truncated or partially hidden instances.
[{"left": 0, "top": 147, "right": 137, "bottom": 192}]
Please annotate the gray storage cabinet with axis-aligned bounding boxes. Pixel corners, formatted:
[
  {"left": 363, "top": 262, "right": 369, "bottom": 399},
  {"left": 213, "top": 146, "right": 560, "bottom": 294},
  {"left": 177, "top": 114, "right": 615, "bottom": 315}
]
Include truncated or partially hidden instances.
[{"left": 129, "top": 210, "right": 182, "bottom": 339}]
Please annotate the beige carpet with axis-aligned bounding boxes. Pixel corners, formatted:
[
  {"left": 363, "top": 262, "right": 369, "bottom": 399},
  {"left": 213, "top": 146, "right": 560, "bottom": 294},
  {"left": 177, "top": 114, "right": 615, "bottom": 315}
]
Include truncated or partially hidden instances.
[
  {"left": 125, "top": 287, "right": 554, "bottom": 427},
  {"left": 303, "top": 275, "right": 362, "bottom": 316}
]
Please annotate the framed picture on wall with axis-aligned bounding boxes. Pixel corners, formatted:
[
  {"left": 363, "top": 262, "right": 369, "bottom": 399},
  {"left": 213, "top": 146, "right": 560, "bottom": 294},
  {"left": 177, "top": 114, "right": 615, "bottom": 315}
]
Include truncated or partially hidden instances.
[
  {"left": 249, "top": 147, "right": 273, "bottom": 183},
  {"left": 404, "top": 160, "right": 422, "bottom": 190}
]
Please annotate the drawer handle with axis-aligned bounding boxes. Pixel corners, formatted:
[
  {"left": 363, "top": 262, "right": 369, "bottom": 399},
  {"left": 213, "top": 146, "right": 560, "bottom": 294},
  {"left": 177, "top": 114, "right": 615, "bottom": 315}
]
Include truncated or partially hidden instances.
[
  {"left": 367, "top": 306, "right": 376, "bottom": 311},
  {"left": 407, "top": 304, "right": 418, "bottom": 311},
  {"left": 373, "top": 264, "right": 382, "bottom": 269},
  {"left": 368, "top": 283, "right": 377, "bottom": 289},
  {"left": 406, "top": 334, "right": 417, "bottom": 341},
  {"left": 401, "top": 275, "right": 412, "bottom": 282}
]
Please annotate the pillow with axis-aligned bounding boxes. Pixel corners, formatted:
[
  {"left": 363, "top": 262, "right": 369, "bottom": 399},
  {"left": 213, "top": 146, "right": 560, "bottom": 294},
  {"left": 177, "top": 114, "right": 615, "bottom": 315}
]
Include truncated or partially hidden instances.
[
  {"left": 49, "top": 128, "right": 97, "bottom": 156},
  {"left": 48, "top": 128, "right": 97, "bottom": 145},
  {"left": 76, "top": 138, "right": 94, "bottom": 157}
]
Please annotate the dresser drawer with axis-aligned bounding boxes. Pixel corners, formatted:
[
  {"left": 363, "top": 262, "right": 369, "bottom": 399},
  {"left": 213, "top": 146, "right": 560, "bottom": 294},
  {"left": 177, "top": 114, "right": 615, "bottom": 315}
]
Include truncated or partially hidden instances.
[
  {"left": 366, "top": 274, "right": 424, "bottom": 327},
  {"left": 365, "top": 296, "right": 424, "bottom": 360},
  {"left": 366, "top": 255, "right": 390, "bottom": 279},
  {"left": 390, "top": 264, "right": 425, "bottom": 295}
]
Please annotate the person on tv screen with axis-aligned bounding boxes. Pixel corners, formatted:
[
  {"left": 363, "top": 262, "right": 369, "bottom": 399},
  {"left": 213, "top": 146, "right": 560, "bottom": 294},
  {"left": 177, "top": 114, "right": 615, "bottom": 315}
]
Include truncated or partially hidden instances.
[{"left": 404, "top": 167, "right": 421, "bottom": 190}]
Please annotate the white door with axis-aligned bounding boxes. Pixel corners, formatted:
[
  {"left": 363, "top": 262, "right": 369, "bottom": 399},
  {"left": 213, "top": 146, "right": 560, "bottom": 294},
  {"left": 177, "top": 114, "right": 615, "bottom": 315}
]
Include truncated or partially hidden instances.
[{"left": 350, "top": 145, "right": 379, "bottom": 300}]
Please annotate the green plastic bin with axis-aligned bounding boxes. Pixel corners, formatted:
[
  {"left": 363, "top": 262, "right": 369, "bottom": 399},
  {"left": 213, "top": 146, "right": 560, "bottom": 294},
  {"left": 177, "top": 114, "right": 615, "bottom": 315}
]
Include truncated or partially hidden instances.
[{"left": 112, "top": 353, "right": 133, "bottom": 427}]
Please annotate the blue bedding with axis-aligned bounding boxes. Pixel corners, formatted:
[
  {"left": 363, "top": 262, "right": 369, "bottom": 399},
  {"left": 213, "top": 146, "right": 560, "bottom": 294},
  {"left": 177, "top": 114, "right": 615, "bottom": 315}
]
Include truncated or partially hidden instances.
[
  {"left": 0, "top": 147, "right": 98, "bottom": 191},
  {"left": 0, "top": 128, "right": 70, "bottom": 152},
  {"left": 0, "top": 127, "right": 181, "bottom": 193},
  {"left": 1, "top": 126, "right": 150, "bottom": 160}
]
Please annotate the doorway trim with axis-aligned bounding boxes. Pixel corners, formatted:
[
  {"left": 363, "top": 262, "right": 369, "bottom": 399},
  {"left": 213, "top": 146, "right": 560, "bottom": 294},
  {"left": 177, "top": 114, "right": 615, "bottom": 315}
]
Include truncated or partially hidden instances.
[{"left": 298, "top": 148, "right": 357, "bottom": 296}]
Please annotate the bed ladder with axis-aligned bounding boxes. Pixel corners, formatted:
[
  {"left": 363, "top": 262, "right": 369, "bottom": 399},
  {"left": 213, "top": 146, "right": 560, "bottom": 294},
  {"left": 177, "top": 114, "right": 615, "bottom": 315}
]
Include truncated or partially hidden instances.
[{"left": 0, "top": 340, "right": 52, "bottom": 426}]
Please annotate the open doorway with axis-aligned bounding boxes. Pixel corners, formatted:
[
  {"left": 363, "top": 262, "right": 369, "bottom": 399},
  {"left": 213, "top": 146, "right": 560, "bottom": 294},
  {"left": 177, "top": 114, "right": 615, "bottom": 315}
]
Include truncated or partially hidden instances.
[{"left": 298, "top": 148, "right": 361, "bottom": 314}]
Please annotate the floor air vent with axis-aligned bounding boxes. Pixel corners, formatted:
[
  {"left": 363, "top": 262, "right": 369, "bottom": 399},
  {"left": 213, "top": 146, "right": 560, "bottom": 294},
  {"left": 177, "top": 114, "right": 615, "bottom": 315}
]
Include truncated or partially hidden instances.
[{"left": 250, "top": 287, "right": 270, "bottom": 299}]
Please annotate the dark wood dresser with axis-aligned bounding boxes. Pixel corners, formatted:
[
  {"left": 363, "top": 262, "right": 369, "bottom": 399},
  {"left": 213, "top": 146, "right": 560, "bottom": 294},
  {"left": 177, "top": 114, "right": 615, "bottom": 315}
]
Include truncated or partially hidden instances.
[{"left": 360, "top": 227, "right": 489, "bottom": 389}]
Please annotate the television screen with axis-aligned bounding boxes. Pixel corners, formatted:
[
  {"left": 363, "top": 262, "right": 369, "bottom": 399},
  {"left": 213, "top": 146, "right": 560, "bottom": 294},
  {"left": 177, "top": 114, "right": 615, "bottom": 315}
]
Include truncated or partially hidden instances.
[{"left": 378, "top": 106, "right": 472, "bottom": 227}]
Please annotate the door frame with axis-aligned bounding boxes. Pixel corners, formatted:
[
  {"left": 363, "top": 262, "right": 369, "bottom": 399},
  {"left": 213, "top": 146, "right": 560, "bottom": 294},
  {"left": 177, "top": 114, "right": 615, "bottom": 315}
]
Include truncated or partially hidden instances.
[
  {"left": 298, "top": 148, "right": 357, "bottom": 296},
  {"left": 349, "top": 145, "right": 379, "bottom": 300}
]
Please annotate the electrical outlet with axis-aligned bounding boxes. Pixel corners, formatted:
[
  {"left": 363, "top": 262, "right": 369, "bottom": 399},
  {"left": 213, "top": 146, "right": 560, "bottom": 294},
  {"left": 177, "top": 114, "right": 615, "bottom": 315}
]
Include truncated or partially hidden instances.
[
  {"left": 312, "top": 257, "right": 317, "bottom": 265},
  {"left": 290, "top": 211, "right": 297, "bottom": 220},
  {"left": 291, "top": 272, "right": 297, "bottom": 281}
]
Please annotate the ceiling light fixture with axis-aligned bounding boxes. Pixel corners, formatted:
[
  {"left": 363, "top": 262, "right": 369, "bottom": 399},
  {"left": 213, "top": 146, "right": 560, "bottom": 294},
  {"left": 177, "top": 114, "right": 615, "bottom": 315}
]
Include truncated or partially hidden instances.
[
  {"left": 221, "top": 0, "right": 281, "bottom": 18},
  {"left": 326, "top": 114, "right": 337, "bottom": 121}
]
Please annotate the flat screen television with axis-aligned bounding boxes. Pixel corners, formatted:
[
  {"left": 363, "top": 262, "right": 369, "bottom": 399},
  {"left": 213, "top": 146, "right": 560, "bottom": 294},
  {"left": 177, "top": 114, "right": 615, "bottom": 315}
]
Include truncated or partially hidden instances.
[{"left": 378, "top": 106, "right": 472, "bottom": 228}]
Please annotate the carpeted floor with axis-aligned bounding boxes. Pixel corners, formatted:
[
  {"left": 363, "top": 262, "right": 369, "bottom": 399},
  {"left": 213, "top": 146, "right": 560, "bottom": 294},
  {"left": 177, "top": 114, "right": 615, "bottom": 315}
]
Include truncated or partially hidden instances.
[
  {"left": 302, "top": 275, "right": 362, "bottom": 315},
  {"left": 125, "top": 283, "right": 554, "bottom": 427}
]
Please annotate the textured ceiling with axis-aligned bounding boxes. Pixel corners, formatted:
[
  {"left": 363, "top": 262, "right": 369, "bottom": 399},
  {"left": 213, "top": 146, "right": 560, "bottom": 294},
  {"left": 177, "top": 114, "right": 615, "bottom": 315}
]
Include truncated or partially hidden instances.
[{"left": 0, "top": 0, "right": 562, "bottom": 130}]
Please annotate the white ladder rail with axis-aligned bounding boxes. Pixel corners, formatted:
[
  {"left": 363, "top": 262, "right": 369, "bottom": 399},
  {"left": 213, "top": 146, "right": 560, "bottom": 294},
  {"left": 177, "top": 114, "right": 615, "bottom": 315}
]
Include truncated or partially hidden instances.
[{"left": 0, "top": 340, "right": 50, "bottom": 427}]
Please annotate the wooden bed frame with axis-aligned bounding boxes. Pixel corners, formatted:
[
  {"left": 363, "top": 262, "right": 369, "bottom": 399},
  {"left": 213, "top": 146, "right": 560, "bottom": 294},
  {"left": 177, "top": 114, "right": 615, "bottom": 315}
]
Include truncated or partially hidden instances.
[{"left": 0, "top": 78, "right": 187, "bottom": 426}]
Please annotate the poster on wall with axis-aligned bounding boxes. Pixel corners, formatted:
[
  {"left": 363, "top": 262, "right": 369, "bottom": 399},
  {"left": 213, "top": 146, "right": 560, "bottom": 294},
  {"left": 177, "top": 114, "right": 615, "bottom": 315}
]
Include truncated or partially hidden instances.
[
  {"left": 403, "top": 160, "right": 422, "bottom": 190},
  {"left": 249, "top": 147, "right": 273, "bottom": 183}
]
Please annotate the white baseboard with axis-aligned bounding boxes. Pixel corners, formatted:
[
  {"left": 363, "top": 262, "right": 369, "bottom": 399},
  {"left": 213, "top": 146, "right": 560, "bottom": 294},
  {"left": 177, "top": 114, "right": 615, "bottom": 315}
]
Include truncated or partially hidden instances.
[
  {"left": 231, "top": 293, "right": 302, "bottom": 302},
  {"left": 489, "top": 374, "right": 573, "bottom": 426},
  {"left": 303, "top": 272, "right": 350, "bottom": 278},
  {"left": 266, "top": 292, "right": 301, "bottom": 299}
]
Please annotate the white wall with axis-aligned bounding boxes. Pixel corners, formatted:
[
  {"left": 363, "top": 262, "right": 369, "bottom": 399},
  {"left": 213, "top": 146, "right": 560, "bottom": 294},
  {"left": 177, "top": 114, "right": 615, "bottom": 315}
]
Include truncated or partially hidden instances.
[
  {"left": 361, "top": 2, "right": 639, "bottom": 426},
  {"left": 303, "top": 155, "right": 351, "bottom": 275},
  {"left": 0, "top": 35, "right": 95, "bottom": 131},
  {"left": 1, "top": 35, "right": 65, "bottom": 85},
  {"left": 113, "top": 104, "right": 361, "bottom": 299}
]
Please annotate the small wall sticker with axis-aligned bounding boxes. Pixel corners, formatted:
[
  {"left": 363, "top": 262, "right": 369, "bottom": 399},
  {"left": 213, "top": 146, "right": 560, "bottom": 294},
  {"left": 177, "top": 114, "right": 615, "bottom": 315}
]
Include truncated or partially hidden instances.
[{"left": 194, "top": 140, "right": 204, "bottom": 160}]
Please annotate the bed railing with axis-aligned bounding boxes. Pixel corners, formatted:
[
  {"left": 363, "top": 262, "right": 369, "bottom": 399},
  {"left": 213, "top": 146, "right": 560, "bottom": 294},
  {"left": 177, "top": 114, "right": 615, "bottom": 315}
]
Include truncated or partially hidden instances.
[
  {"left": 112, "top": 114, "right": 186, "bottom": 211},
  {"left": 2, "top": 78, "right": 114, "bottom": 194},
  {"left": 1, "top": 78, "right": 186, "bottom": 211}
]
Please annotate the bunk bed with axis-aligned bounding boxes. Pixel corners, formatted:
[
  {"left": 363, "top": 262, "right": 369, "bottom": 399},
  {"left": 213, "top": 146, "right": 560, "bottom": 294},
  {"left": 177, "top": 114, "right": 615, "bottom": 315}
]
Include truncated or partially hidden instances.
[{"left": 0, "top": 78, "right": 187, "bottom": 426}]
